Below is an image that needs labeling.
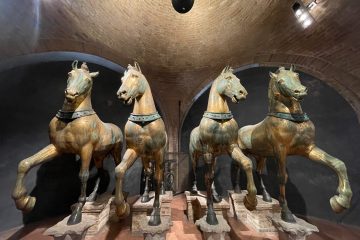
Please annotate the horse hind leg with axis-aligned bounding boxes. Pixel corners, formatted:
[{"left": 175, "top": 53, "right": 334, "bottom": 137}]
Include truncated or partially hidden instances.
[
  {"left": 307, "top": 146, "right": 352, "bottom": 213},
  {"left": 12, "top": 144, "right": 59, "bottom": 212},
  {"left": 255, "top": 156, "right": 272, "bottom": 202}
]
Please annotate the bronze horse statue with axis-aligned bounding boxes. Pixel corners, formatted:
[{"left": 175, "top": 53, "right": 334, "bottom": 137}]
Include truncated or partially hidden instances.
[
  {"left": 238, "top": 66, "right": 353, "bottom": 222},
  {"left": 115, "top": 62, "right": 167, "bottom": 226},
  {"left": 12, "top": 61, "right": 123, "bottom": 225},
  {"left": 190, "top": 66, "right": 257, "bottom": 225}
]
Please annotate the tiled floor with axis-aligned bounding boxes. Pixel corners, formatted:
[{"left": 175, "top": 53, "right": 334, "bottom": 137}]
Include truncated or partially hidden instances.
[{"left": 1, "top": 194, "right": 359, "bottom": 240}]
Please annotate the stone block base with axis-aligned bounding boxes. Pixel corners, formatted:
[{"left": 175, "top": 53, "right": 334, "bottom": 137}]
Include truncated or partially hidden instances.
[
  {"left": 195, "top": 215, "right": 230, "bottom": 240},
  {"left": 185, "top": 191, "right": 230, "bottom": 223},
  {"left": 44, "top": 193, "right": 113, "bottom": 239},
  {"left": 229, "top": 190, "right": 281, "bottom": 232},
  {"left": 131, "top": 191, "right": 173, "bottom": 236}
]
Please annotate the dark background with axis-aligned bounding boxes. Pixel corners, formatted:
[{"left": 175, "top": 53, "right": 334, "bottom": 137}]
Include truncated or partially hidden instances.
[{"left": 180, "top": 67, "right": 360, "bottom": 227}]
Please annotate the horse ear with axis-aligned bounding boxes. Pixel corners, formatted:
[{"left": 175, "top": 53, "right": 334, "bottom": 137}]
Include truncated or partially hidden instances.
[
  {"left": 269, "top": 72, "right": 277, "bottom": 78},
  {"left": 222, "top": 66, "right": 228, "bottom": 74},
  {"left": 90, "top": 71, "right": 99, "bottom": 78},
  {"left": 134, "top": 62, "right": 142, "bottom": 73},
  {"left": 81, "top": 62, "right": 89, "bottom": 71},
  {"left": 72, "top": 60, "right": 78, "bottom": 70},
  {"left": 290, "top": 64, "right": 296, "bottom": 71}
]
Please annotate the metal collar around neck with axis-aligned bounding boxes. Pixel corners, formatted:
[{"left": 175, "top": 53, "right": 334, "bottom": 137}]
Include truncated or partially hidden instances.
[
  {"left": 56, "top": 109, "right": 96, "bottom": 120},
  {"left": 268, "top": 112, "right": 310, "bottom": 123},
  {"left": 203, "top": 111, "right": 233, "bottom": 121}
]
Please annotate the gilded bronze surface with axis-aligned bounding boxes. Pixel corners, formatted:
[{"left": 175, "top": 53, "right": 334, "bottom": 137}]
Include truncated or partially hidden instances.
[
  {"left": 115, "top": 63, "right": 167, "bottom": 226},
  {"left": 189, "top": 66, "right": 257, "bottom": 225},
  {"left": 238, "top": 66, "right": 353, "bottom": 222},
  {"left": 12, "top": 61, "right": 123, "bottom": 225}
]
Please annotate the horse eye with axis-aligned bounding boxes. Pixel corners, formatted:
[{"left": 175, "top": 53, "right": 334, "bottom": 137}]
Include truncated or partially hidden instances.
[
  {"left": 278, "top": 79, "right": 285, "bottom": 84},
  {"left": 68, "top": 72, "right": 72, "bottom": 77}
]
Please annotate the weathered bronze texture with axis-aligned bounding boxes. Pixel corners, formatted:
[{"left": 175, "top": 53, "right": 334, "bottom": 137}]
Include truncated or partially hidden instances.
[
  {"left": 238, "top": 66, "right": 353, "bottom": 223},
  {"left": 12, "top": 61, "right": 123, "bottom": 225},
  {"left": 115, "top": 62, "right": 167, "bottom": 226},
  {"left": 189, "top": 66, "right": 257, "bottom": 225}
]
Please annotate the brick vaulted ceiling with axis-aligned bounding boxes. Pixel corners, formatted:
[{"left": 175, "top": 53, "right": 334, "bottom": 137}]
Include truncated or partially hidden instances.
[{"left": 1, "top": 0, "right": 360, "bottom": 151}]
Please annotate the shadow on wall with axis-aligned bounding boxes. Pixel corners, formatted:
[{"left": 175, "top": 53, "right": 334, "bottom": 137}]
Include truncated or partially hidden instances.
[
  {"left": 180, "top": 67, "right": 360, "bottom": 227},
  {"left": 0, "top": 61, "right": 145, "bottom": 231}
]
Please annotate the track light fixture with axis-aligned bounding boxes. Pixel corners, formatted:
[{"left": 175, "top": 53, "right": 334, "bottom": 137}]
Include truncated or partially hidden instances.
[
  {"left": 172, "top": 0, "right": 194, "bottom": 14},
  {"left": 292, "top": 1, "right": 316, "bottom": 29}
]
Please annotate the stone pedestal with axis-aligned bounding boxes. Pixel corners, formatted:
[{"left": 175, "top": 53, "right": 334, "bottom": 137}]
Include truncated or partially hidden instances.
[
  {"left": 195, "top": 215, "right": 230, "bottom": 240},
  {"left": 269, "top": 215, "right": 319, "bottom": 240},
  {"left": 185, "top": 191, "right": 230, "bottom": 223},
  {"left": 131, "top": 191, "right": 173, "bottom": 237},
  {"left": 44, "top": 193, "right": 113, "bottom": 239},
  {"left": 229, "top": 190, "right": 281, "bottom": 232}
]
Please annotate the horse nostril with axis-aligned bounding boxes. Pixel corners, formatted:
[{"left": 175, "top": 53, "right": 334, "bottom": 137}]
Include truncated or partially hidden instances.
[
  {"left": 294, "top": 90, "right": 300, "bottom": 94},
  {"left": 239, "top": 90, "right": 244, "bottom": 95}
]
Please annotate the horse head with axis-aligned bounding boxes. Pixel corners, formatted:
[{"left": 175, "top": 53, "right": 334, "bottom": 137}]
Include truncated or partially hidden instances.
[
  {"left": 117, "top": 62, "right": 147, "bottom": 105},
  {"left": 65, "top": 60, "right": 99, "bottom": 103},
  {"left": 216, "top": 66, "right": 248, "bottom": 103},
  {"left": 269, "top": 65, "right": 307, "bottom": 101}
]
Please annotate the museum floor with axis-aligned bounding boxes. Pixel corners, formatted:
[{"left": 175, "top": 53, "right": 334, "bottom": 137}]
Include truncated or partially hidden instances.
[{"left": 1, "top": 194, "right": 360, "bottom": 240}]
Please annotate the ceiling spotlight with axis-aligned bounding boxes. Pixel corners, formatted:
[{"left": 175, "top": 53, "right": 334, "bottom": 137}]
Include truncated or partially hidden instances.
[
  {"left": 292, "top": 2, "right": 315, "bottom": 29},
  {"left": 172, "top": 0, "right": 194, "bottom": 14}
]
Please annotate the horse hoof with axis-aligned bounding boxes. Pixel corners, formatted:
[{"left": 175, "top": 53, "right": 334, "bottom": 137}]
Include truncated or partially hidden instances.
[
  {"left": 262, "top": 190, "right": 272, "bottom": 203},
  {"left": 243, "top": 195, "right": 257, "bottom": 211},
  {"left": 330, "top": 195, "right": 347, "bottom": 213},
  {"left": 206, "top": 211, "right": 219, "bottom": 225},
  {"left": 15, "top": 196, "right": 36, "bottom": 213},
  {"left": 213, "top": 194, "right": 222, "bottom": 203},
  {"left": 141, "top": 195, "right": 150, "bottom": 203},
  {"left": 234, "top": 185, "right": 241, "bottom": 194},
  {"left": 281, "top": 210, "right": 296, "bottom": 223},
  {"left": 190, "top": 189, "right": 198, "bottom": 195},
  {"left": 67, "top": 205, "right": 83, "bottom": 225},
  {"left": 148, "top": 208, "right": 161, "bottom": 226},
  {"left": 116, "top": 202, "right": 130, "bottom": 219}
]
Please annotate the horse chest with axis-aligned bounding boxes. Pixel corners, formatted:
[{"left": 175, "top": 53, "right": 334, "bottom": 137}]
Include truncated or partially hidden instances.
[
  {"left": 200, "top": 118, "right": 238, "bottom": 147},
  {"left": 125, "top": 121, "right": 165, "bottom": 153},
  {"left": 49, "top": 118, "right": 99, "bottom": 152}
]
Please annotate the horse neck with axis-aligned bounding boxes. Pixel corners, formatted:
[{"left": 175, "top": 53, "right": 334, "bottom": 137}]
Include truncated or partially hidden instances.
[
  {"left": 268, "top": 79, "right": 303, "bottom": 114},
  {"left": 61, "top": 93, "right": 93, "bottom": 112},
  {"left": 206, "top": 80, "right": 230, "bottom": 113},
  {"left": 133, "top": 83, "right": 157, "bottom": 114}
]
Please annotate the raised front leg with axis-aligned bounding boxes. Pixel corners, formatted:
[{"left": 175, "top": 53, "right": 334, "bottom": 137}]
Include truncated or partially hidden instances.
[
  {"left": 12, "top": 144, "right": 59, "bottom": 212},
  {"left": 255, "top": 156, "right": 272, "bottom": 202},
  {"left": 307, "top": 146, "right": 352, "bottom": 213},
  {"left": 68, "top": 144, "right": 93, "bottom": 225},
  {"left": 276, "top": 148, "right": 295, "bottom": 223},
  {"left": 149, "top": 149, "right": 165, "bottom": 226},
  {"left": 114, "top": 148, "right": 138, "bottom": 219},
  {"left": 229, "top": 144, "right": 257, "bottom": 211}
]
